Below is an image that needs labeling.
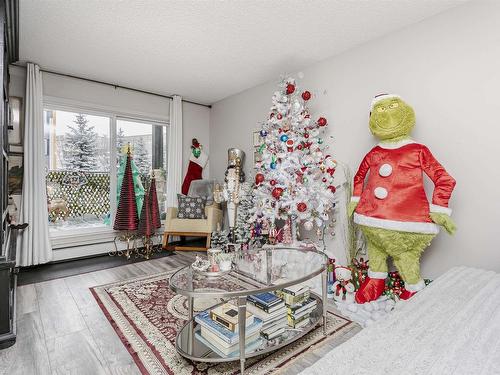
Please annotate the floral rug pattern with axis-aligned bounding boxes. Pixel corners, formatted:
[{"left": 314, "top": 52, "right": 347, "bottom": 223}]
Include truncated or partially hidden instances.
[{"left": 91, "top": 271, "right": 354, "bottom": 375}]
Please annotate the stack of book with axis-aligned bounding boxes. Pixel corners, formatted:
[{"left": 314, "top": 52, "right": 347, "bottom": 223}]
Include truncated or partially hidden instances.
[
  {"left": 194, "top": 303, "right": 263, "bottom": 357},
  {"left": 276, "top": 284, "right": 316, "bottom": 329},
  {"left": 247, "top": 292, "right": 287, "bottom": 340}
]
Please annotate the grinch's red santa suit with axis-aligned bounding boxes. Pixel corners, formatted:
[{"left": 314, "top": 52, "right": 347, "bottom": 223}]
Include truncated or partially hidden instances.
[
  {"left": 352, "top": 139, "right": 456, "bottom": 233},
  {"left": 351, "top": 93, "right": 457, "bottom": 303}
]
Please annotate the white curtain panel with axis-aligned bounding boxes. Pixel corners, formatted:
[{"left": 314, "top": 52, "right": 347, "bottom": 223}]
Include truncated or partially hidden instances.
[
  {"left": 17, "top": 63, "right": 53, "bottom": 266},
  {"left": 166, "top": 95, "right": 183, "bottom": 207}
]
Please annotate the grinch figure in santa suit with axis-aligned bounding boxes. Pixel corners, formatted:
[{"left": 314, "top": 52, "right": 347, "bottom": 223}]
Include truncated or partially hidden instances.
[{"left": 349, "top": 94, "right": 456, "bottom": 302}]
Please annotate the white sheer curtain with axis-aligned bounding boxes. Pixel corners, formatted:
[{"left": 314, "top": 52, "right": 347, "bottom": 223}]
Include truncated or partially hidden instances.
[
  {"left": 17, "top": 63, "right": 53, "bottom": 266},
  {"left": 166, "top": 95, "right": 183, "bottom": 207}
]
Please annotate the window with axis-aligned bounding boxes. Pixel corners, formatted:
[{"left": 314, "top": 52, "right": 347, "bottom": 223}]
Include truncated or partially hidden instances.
[
  {"left": 43, "top": 107, "right": 168, "bottom": 234},
  {"left": 116, "top": 119, "right": 168, "bottom": 219},
  {"left": 44, "top": 109, "right": 111, "bottom": 232}
]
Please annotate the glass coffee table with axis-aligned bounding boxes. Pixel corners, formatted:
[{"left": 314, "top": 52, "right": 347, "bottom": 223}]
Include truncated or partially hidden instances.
[{"left": 169, "top": 247, "right": 328, "bottom": 374}]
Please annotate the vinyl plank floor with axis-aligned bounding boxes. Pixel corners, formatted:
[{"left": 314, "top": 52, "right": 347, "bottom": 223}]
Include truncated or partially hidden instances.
[
  {"left": 0, "top": 311, "right": 52, "bottom": 375},
  {"left": 46, "top": 329, "right": 110, "bottom": 375},
  {"left": 37, "top": 288, "right": 87, "bottom": 340},
  {"left": 18, "top": 251, "right": 176, "bottom": 286},
  {"left": 79, "top": 304, "right": 140, "bottom": 375},
  {"left": 1, "top": 251, "right": 360, "bottom": 375},
  {"left": 16, "top": 283, "right": 38, "bottom": 316}
]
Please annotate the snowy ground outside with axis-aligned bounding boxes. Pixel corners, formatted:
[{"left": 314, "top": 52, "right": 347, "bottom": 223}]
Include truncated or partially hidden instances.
[{"left": 49, "top": 215, "right": 109, "bottom": 233}]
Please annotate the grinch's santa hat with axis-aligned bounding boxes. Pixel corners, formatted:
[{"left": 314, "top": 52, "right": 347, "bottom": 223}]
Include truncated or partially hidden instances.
[{"left": 370, "top": 93, "right": 401, "bottom": 111}]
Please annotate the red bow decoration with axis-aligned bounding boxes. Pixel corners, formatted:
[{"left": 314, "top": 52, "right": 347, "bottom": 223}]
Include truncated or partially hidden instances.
[{"left": 335, "top": 280, "right": 350, "bottom": 300}]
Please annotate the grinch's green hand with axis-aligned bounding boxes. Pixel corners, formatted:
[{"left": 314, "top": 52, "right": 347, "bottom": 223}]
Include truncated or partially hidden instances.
[
  {"left": 348, "top": 201, "right": 358, "bottom": 217},
  {"left": 430, "top": 212, "right": 457, "bottom": 235}
]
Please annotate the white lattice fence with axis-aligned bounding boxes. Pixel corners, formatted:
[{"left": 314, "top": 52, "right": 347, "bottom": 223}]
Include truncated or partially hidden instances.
[{"left": 46, "top": 170, "right": 110, "bottom": 222}]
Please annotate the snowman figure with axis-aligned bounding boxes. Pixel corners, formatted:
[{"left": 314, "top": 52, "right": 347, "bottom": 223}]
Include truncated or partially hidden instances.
[{"left": 332, "top": 266, "right": 356, "bottom": 303}]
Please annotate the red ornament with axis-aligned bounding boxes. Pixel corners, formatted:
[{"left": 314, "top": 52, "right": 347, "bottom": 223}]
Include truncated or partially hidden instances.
[
  {"left": 317, "top": 117, "right": 328, "bottom": 127},
  {"left": 301, "top": 91, "right": 311, "bottom": 101},
  {"left": 272, "top": 187, "right": 283, "bottom": 200},
  {"left": 327, "top": 168, "right": 335, "bottom": 176},
  {"left": 277, "top": 113, "right": 283, "bottom": 120},
  {"left": 297, "top": 202, "right": 307, "bottom": 212},
  {"left": 328, "top": 185, "right": 336, "bottom": 193},
  {"left": 304, "top": 133, "right": 309, "bottom": 139},
  {"left": 255, "top": 173, "right": 265, "bottom": 185},
  {"left": 286, "top": 83, "right": 295, "bottom": 95},
  {"left": 322, "top": 177, "right": 327, "bottom": 183},
  {"left": 297, "top": 144, "right": 303, "bottom": 150},
  {"left": 270, "top": 179, "right": 277, "bottom": 186}
]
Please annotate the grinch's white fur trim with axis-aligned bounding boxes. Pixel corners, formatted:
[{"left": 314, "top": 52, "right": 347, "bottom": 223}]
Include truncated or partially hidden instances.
[
  {"left": 377, "top": 139, "right": 416, "bottom": 149},
  {"left": 354, "top": 213, "right": 439, "bottom": 234},
  {"left": 430, "top": 204, "right": 452, "bottom": 216},
  {"left": 370, "top": 94, "right": 401, "bottom": 111},
  {"left": 405, "top": 279, "right": 425, "bottom": 292},
  {"left": 351, "top": 196, "right": 360, "bottom": 203},
  {"left": 189, "top": 151, "right": 208, "bottom": 168},
  {"left": 368, "top": 270, "right": 388, "bottom": 279}
]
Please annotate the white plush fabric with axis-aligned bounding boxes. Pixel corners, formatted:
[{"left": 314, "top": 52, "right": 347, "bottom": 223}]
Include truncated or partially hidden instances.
[{"left": 301, "top": 266, "right": 500, "bottom": 375}]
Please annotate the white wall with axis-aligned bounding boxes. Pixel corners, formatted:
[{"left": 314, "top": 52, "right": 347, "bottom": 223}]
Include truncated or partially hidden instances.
[
  {"left": 9, "top": 65, "right": 211, "bottom": 260},
  {"left": 210, "top": 1, "right": 500, "bottom": 278}
]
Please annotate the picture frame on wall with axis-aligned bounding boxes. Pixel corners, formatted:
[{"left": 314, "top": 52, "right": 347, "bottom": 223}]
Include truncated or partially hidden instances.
[
  {"left": 8, "top": 153, "right": 23, "bottom": 195},
  {"left": 8, "top": 96, "right": 23, "bottom": 146},
  {"left": 253, "top": 130, "right": 263, "bottom": 147},
  {"left": 253, "top": 150, "right": 262, "bottom": 164}
]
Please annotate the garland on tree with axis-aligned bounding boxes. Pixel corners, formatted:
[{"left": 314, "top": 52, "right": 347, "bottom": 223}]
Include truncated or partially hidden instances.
[{"left": 252, "top": 76, "right": 337, "bottom": 236}]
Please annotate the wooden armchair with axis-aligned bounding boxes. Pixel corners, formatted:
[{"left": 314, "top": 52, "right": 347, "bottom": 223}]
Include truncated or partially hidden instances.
[{"left": 162, "top": 204, "right": 223, "bottom": 251}]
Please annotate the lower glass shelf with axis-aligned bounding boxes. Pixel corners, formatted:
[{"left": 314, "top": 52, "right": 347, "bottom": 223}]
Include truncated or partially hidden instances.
[{"left": 175, "top": 294, "right": 324, "bottom": 363}]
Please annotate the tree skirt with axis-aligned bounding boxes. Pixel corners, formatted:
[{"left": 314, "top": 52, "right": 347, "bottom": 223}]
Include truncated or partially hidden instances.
[{"left": 91, "top": 271, "right": 355, "bottom": 375}]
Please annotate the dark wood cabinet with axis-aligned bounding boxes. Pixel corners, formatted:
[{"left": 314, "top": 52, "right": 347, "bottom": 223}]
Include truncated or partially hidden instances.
[
  {"left": 0, "top": 228, "right": 17, "bottom": 349},
  {"left": 0, "top": 0, "right": 19, "bottom": 349}
]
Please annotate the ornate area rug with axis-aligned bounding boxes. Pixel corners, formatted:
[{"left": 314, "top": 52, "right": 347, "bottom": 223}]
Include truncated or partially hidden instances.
[{"left": 91, "top": 270, "right": 355, "bottom": 375}]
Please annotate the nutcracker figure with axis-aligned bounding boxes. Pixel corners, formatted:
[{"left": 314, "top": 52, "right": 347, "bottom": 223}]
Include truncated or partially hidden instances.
[{"left": 214, "top": 148, "right": 246, "bottom": 242}]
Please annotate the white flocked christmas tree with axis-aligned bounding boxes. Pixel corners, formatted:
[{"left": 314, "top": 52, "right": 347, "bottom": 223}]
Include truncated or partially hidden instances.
[
  {"left": 252, "top": 76, "right": 337, "bottom": 243},
  {"left": 235, "top": 182, "right": 254, "bottom": 244},
  {"left": 210, "top": 224, "right": 229, "bottom": 250}
]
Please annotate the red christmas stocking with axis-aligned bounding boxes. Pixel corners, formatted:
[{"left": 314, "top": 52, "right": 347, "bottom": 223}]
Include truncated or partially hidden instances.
[{"left": 181, "top": 151, "right": 208, "bottom": 195}]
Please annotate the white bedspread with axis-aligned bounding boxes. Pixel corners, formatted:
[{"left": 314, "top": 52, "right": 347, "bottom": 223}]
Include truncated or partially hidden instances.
[{"left": 300, "top": 266, "right": 500, "bottom": 375}]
